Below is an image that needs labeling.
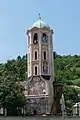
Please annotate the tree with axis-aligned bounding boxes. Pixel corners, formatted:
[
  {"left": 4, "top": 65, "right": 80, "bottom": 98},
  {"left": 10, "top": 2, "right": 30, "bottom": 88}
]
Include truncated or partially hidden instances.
[
  {"left": 0, "top": 56, "right": 27, "bottom": 115},
  {"left": 0, "top": 76, "right": 27, "bottom": 115},
  {"left": 0, "top": 53, "right": 80, "bottom": 114}
]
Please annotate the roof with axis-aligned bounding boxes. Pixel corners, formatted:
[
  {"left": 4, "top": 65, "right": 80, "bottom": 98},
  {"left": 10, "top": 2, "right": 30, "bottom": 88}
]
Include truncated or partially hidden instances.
[{"left": 31, "top": 14, "right": 50, "bottom": 29}]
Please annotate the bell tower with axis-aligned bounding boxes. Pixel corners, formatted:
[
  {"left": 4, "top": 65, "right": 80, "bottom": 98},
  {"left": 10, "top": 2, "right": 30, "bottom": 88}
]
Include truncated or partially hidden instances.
[{"left": 26, "top": 14, "right": 54, "bottom": 114}]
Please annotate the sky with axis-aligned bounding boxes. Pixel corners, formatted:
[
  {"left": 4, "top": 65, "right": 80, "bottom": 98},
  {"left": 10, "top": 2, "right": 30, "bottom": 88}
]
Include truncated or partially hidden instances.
[{"left": 0, "top": 0, "right": 80, "bottom": 63}]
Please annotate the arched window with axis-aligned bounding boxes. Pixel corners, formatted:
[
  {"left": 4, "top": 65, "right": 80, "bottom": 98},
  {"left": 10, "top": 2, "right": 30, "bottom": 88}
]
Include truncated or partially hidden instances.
[
  {"left": 35, "top": 51, "right": 37, "bottom": 60},
  {"left": 33, "top": 33, "right": 38, "bottom": 44},
  {"left": 35, "top": 66, "right": 37, "bottom": 75},
  {"left": 43, "top": 61, "right": 48, "bottom": 74},
  {"left": 44, "top": 51, "right": 46, "bottom": 60},
  {"left": 34, "top": 33, "right": 38, "bottom": 40}
]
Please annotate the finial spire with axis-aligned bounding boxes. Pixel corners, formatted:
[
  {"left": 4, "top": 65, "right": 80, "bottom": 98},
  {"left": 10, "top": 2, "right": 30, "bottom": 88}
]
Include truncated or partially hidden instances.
[{"left": 38, "top": 13, "right": 41, "bottom": 19}]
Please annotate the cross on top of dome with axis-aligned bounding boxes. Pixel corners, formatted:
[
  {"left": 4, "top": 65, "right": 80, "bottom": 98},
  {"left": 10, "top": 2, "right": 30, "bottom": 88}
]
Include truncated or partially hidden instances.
[{"left": 38, "top": 13, "right": 41, "bottom": 19}]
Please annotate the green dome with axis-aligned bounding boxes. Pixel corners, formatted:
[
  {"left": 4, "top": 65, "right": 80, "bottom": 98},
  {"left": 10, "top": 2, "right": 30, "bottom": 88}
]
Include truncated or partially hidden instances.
[{"left": 32, "top": 15, "right": 49, "bottom": 28}]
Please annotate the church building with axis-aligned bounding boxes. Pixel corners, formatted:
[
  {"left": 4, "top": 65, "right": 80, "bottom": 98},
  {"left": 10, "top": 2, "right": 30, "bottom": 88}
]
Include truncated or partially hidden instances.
[{"left": 26, "top": 14, "right": 54, "bottom": 114}]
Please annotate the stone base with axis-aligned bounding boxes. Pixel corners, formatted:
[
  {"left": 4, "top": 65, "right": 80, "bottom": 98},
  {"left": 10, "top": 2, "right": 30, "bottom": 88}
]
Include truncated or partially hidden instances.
[
  {"left": 26, "top": 97, "right": 52, "bottom": 115},
  {"left": 26, "top": 76, "right": 53, "bottom": 115}
]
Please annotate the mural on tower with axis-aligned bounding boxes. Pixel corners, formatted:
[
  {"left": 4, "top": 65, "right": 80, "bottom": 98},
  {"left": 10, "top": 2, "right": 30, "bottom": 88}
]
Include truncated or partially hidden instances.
[
  {"left": 43, "top": 61, "right": 48, "bottom": 74},
  {"left": 28, "top": 77, "right": 45, "bottom": 95},
  {"left": 27, "top": 97, "right": 48, "bottom": 114}
]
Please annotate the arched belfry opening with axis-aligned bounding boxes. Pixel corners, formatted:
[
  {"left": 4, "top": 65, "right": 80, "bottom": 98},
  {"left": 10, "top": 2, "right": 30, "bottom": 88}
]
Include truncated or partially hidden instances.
[
  {"left": 34, "top": 33, "right": 38, "bottom": 40},
  {"left": 42, "top": 33, "right": 46, "bottom": 37},
  {"left": 33, "top": 33, "right": 38, "bottom": 44}
]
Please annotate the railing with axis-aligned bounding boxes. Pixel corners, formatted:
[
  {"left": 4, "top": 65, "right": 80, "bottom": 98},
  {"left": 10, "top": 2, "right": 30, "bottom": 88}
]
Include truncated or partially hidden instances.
[{"left": 0, "top": 105, "right": 80, "bottom": 117}]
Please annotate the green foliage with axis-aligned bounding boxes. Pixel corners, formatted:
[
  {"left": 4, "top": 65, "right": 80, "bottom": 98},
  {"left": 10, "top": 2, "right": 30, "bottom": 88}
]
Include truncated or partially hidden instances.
[
  {"left": 0, "top": 53, "right": 80, "bottom": 114},
  {"left": 71, "top": 79, "right": 80, "bottom": 86},
  {"left": 0, "top": 55, "right": 27, "bottom": 111},
  {"left": 54, "top": 52, "right": 80, "bottom": 113},
  {"left": 54, "top": 53, "right": 80, "bottom": 85}
]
